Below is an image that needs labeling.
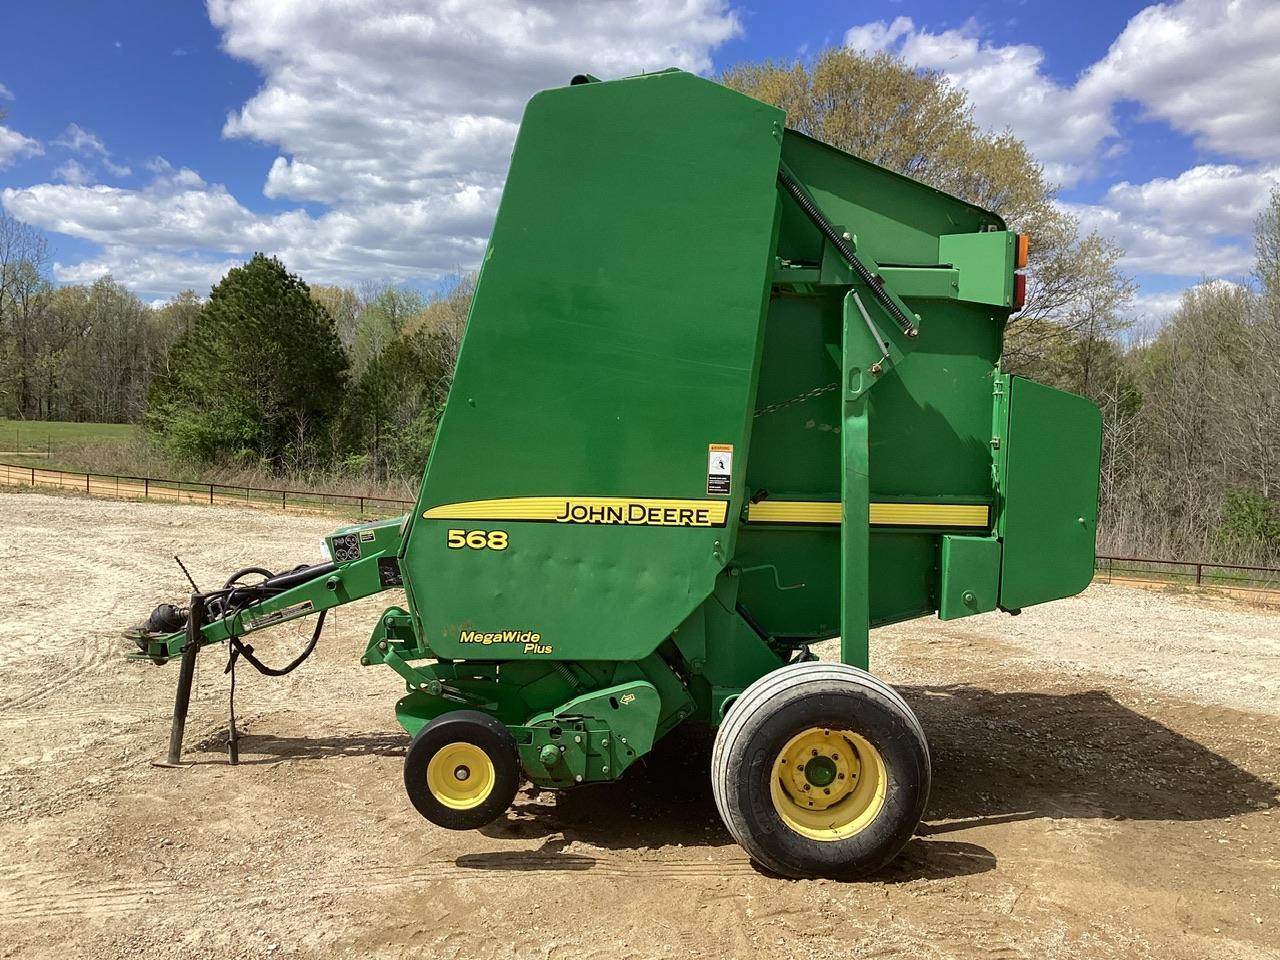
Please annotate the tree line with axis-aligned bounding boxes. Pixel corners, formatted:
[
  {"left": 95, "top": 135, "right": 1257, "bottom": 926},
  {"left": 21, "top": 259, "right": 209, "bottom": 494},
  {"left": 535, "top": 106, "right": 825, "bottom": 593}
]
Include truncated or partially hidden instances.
[
  {"left": 0, "top": 214, "right": 470, "bottom": 482},
  {"left": 0, "top": 217, "right": 187, "bottom": 423},
  {"left": 1, "top": 49, "right": 1277, "bottom": 562}
]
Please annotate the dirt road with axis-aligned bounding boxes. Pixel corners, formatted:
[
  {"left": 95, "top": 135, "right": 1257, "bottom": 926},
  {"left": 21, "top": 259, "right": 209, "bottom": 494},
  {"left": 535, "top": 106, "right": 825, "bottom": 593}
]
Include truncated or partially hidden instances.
[{"left": 1, "top": 490, "right": 1277, "bottom": 960}]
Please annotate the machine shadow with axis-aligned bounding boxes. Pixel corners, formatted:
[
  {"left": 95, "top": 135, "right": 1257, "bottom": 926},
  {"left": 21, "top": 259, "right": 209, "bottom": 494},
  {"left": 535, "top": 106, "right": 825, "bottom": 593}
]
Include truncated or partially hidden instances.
[
  {"left": 899, "top": 684, "right": 1278, "bottom": 832},
  {"left": 185, "top": 729, "right": 406, "bottom": 764},
  {"left": 456, "top": 834, "right": 996, "bottom": 881},
  {"left": 479, "top": 724, "right": 995, "bottom": 882},
  {"left": 477, "top": 683, "right": 1276, "bottom": 879}
]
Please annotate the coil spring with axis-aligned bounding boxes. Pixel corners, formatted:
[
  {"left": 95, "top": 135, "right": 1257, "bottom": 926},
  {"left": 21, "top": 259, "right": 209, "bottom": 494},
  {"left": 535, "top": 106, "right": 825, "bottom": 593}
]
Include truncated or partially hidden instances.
[{"left": 777, "top": 170, "right": 917, "bottom": 337}]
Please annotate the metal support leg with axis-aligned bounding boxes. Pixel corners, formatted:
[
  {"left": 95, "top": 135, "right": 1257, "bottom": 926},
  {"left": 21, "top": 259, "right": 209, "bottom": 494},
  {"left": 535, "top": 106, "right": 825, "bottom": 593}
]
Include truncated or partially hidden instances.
[
  {"left": 162, "top": 594, "right": 204, "bottom": 766},
  {"left": 840, "top": 397, "right": 871, "bottom": 669},
  {"left": 840, "top": 293, "right": 875, "bottom": 670}
]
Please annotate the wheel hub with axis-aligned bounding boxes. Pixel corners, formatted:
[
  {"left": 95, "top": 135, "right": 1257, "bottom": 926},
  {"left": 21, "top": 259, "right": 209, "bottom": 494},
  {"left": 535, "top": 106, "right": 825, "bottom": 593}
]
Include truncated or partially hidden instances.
[
  {"left": 769, "top": 727, "right": 887, "bottom": 841},
  {"left": 804, "top": 754, "right": 837, "bottom": 788},
  {"left": 426, "top": 742, "right": 496, "bottom": 810}
]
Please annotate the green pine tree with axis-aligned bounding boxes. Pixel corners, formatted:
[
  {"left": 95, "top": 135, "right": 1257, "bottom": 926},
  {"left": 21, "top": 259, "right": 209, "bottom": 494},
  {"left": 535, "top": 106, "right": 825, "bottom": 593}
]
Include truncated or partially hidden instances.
[{"left": 145, "top": 254, "right": 348, "bottom": 469}]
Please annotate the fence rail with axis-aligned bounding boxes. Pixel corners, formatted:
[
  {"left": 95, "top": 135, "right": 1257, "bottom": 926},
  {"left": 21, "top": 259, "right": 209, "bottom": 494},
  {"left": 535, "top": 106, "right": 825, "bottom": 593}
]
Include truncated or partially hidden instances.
[
  {"left": 0, "top": 461, "right": 413, "bottom": 518},
  {"left": 1094, "top": 553, "right": 1279, "bottom": 596},
  {"left": 3, "top": 460, "right": 1278, "bottom": 593}
]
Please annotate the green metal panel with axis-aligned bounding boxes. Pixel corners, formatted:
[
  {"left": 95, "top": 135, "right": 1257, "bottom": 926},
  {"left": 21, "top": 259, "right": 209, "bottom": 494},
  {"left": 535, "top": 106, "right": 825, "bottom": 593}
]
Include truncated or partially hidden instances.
[
  {"left": 996, "top": 377, "right": 1102, "bottom": 609},
  {"left": 876, "top": 266, "right": 961, "bottom": 300},
  {"left": 939, "top": 535, "right": 1001, "bottom": 620},
  {"left": 938, "top": 232, "right": 1017, "bottom": 308},
  {"left": 736, "top": 127, "right": 1011, "bottom": 655},
  {"left": 401, "top": 70, "right": 785, "bottom": 662},
  {"left": 777, "top": 131, "right": 1004, "bottom": 266}
]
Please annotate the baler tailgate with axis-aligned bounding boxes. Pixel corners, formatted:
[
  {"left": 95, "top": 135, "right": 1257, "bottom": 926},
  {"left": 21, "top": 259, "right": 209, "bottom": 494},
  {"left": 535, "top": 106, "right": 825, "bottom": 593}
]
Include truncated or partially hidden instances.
[{"left": 997, "top": 376, "right": 1102, "bottom": 610}]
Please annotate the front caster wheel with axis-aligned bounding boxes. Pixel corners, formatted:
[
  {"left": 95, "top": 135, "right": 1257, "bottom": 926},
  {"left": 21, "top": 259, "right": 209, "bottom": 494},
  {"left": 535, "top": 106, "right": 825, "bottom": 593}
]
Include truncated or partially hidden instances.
[
  {"left": 712, "top": 662, "right": 930, "bottom": 880},
  {"left": 404, "top": 710, "right": 520, "bottom": 830}
]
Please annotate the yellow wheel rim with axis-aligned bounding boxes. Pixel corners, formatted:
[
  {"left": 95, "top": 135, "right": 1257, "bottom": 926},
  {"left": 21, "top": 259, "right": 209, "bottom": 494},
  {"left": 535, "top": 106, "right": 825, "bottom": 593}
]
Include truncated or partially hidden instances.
[
  {"left": 426, "top": 741, "right": 496, "bottom": 810},
  {"left": 769, "top": 727, "right": 887, "bottom": 841}
]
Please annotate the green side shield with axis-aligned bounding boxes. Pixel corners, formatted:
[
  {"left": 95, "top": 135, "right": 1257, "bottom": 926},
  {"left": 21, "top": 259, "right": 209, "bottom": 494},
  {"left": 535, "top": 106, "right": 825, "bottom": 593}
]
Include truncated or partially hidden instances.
[
  {"left": 402, "top": 71, "right": 785, "bottom": 662},
  {"left": 995, "top": 376, "right": 1102, "bottom": 610}
]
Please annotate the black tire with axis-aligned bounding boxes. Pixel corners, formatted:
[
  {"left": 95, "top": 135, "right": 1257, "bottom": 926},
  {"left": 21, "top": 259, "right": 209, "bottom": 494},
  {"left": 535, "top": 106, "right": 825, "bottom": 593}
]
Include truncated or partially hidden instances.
[
  {"left": 711, "top": 662, "right": 930, "bottom": 880},
  {"left": 403, "top": 710, "right": 521, "bottom": 830}
]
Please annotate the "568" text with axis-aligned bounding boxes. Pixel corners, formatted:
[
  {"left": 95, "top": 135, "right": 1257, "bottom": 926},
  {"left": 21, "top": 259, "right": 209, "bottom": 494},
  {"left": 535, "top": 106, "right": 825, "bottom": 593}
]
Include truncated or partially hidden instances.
[{"left": 446, "top": 529, "right": 508, "bottom": 551}]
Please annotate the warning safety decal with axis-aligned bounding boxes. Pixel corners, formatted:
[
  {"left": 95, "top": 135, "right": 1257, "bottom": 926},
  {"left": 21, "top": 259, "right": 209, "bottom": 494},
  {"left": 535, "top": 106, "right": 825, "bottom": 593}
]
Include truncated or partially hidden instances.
[{"left": 707, "top": 443, "right": 733, "bottom": 496}]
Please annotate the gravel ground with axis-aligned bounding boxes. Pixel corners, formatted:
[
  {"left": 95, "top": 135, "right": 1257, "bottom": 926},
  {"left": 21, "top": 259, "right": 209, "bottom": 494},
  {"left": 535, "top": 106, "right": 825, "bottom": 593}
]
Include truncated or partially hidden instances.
[{"left": 0, "top": 489, "right": 1277, "bottom": 960}]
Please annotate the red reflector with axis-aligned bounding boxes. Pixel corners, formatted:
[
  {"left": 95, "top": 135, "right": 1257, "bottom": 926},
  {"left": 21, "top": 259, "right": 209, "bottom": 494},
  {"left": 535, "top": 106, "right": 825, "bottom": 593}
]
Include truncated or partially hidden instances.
[{"left": 1012, "top": 272, "right": 1026, "bottom": 311}]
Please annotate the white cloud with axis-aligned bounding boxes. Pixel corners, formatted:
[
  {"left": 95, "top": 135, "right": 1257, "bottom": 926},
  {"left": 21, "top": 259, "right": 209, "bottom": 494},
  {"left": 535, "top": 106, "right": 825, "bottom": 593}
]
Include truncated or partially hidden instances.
[
  {"left": 0, "top": 125, "right": 42, "bottom": 169},
  {"left": 4, "top": 163, "right": 498, "bottom": 290},
  {"left": 1080, "top": 0, "right": 1280, "bottom": 161},
  {"left": 845, "top": 0, "right": 1280, "bottom": 188},
  {"left": 53, "top": 123, "right": 110, "bottom": 157},
  {"left": 1121, "top": 280, "right": 1250, "bottom": 340},
  {"left": 1063, "top": 163, "right": 1280, "bottom": 278},
  {"left": 211, "top": 0, "right": 740, "bottom": 206},
  {"left": 1126, "top": 289, "right": 1187, "bottom": 323},
  {"left": 49, "top": 123, "right": 131, "bottom": 179},
  {"left": 54, "top": 248, "right": 242, "bottom": 293},
  {"left": 54, "top": 160, "right": 94, "bottom": 186},
  {"left": 844, "top": 16, "right": 1115, "bottom": 187},
  {"left": 0, "top": 83, "right": 13, "bottom": 101},
  {"left": 1, "top": 0, "right": 740, "bottom": 296}
]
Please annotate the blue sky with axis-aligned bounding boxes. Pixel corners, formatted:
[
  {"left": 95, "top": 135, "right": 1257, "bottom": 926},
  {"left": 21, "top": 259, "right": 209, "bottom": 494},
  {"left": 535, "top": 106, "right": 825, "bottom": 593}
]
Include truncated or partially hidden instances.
[{"left": 2, "top": 0, "right": 1277, "bottom": 325}]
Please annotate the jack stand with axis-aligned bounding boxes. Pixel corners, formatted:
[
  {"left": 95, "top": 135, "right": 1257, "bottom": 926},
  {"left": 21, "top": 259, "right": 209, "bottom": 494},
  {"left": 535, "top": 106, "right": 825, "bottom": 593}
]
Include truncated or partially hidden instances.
[{"left": 154, "top": 593, "right": 204, "bottom": 768}]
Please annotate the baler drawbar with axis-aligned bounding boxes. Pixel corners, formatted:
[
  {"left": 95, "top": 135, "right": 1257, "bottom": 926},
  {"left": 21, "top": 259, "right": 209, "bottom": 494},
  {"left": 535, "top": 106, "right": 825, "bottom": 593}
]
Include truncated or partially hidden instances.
[{"left": 128, "top": 68, "right": 1102, "bottom": 880}]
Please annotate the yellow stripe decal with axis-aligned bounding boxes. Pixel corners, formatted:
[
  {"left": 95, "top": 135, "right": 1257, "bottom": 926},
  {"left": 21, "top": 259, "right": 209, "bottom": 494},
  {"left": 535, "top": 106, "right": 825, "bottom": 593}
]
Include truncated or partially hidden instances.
[
  {"left": 747, "top": 501, "right": 841, "bottom": 524},
  {"left": 423, "top": 497, "right": 729, "bottom": 527},
  {"left": 748, "top": 501, "right": 989, "bottom": 527}
]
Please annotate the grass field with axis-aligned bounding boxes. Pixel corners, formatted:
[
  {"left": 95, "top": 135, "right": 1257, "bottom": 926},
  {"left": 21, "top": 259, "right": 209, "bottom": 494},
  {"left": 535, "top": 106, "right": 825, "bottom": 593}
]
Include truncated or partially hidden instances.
[
  {"left": 0, "top": 418, "right": 140, "bottom": 456},
  {"left": 0, "top": 418, "right": 417, "bottom": 502}
]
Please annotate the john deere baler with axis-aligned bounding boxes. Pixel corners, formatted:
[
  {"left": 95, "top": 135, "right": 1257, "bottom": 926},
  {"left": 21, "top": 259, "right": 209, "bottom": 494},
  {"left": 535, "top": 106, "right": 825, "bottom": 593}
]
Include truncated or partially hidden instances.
[{"left": 131, "top": 69, "right": 1101, "bottom": 880}]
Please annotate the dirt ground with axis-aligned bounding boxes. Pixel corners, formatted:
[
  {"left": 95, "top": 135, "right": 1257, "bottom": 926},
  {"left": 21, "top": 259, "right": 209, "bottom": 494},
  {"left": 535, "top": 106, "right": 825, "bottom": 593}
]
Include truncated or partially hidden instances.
[{"left": 1, "top": 489, "right": 1277, "bottom": 960}]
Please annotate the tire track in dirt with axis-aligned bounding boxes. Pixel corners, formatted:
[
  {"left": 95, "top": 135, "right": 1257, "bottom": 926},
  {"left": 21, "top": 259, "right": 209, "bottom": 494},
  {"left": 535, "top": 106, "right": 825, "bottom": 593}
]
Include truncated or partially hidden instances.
[
  {"left": 0, "top": 855, "right": 758, "bottom": 923},
  {"left": 0, "top": 492, "right": 223, "bottom": 713}
]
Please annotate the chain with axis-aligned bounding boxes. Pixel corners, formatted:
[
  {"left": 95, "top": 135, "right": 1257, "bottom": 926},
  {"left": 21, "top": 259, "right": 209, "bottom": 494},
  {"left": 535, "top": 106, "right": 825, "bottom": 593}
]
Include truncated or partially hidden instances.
[{"left": 753, "top": 380, "right": 840, "bottom": 418}]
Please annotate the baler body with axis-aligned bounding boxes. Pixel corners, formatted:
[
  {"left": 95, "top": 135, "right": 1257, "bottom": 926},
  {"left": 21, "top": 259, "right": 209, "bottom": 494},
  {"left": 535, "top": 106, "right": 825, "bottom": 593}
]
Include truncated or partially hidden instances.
[
  {"left": 391, "top": 69, "right": 1100, "bottom": 727},
  {"left": 137, "top": 71, "right": 1101, "bottom": 871}
]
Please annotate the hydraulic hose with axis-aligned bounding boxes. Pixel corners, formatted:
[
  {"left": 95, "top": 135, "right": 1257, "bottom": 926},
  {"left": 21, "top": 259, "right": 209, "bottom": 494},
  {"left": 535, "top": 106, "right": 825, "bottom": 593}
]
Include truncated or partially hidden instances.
[
  {"left": 777, "top": 169, "right": 918, "bottom": 337},
  {"left": 226, "top": 609, "right": 327, "bottom": 677}
]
